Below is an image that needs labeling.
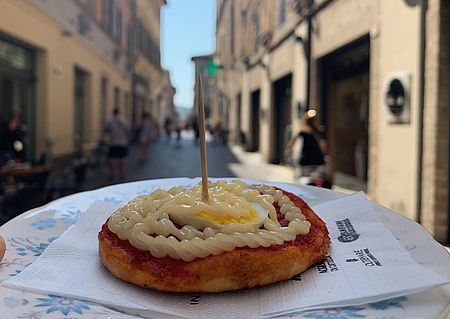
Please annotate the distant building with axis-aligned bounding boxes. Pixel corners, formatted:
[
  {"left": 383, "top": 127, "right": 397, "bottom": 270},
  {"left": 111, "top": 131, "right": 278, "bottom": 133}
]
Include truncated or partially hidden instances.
[
  {"left": 216, "top": 0, "right": 450, "bottom": 243},
  {"left": 191, "top": 54, "right": 216, "bottom": 121},
  {"left": 154, "top": 69, "right": 176, "bottom": 127},
  {"left": 0, "top": 0, "right": 171, "bottom": 158}
]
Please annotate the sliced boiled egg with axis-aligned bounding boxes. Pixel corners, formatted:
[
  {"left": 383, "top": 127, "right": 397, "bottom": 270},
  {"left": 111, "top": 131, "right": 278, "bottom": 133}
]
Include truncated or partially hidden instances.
[
  {"left": 170, "top": 202, "right": 269, "bottom": 232},
  {"left": 196, "top": 203, "right": 267, "bottom": 226}
]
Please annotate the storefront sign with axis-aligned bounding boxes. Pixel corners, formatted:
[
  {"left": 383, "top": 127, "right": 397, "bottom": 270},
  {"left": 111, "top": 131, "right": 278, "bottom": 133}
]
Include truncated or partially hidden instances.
[{"left": 0, "top": 39, "right": 33, "bottom": 71}]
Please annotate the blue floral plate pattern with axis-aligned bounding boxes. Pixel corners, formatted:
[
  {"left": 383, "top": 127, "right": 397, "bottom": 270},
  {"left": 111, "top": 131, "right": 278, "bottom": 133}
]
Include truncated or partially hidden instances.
[{"left": 0, "top": 178, "right": 449, "bottom": 319}]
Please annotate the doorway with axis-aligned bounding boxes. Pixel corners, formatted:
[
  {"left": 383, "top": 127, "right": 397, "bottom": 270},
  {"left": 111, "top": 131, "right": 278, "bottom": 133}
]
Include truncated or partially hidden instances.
[
  {"left": 271, "top": 73, "right": 292, "bottom": 164},
  {"left": 247, "top": 89, "right": 260, "bottom": 152},
  {"left": 320, "top": 35, "right": 370, "bottom": 190},
  {"left": 236, "top": 93, "right": 242, "bottom": 145},
  {"left": 0, "top": 37, "right": 36, "bottom": 160},
  {"left": 74, "top": 67, "right": 89, "bottom": 153}
]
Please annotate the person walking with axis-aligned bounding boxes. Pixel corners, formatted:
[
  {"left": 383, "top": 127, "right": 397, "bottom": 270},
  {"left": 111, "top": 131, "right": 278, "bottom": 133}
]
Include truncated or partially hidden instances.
[
  {"left": 164, "top": 116, "right": 172, "bottom": 139},
  {"left": 191, "top": 115, "right": 200, "bottom": 143},
  {"left": 284, "top": 110, "right": 328, "bottom": 180},
  {"left": 173, "top": 113, "right": 182, "bottom": 143},
  {"left": 103, "top": 108, "right": 129, "bottom": 181}
]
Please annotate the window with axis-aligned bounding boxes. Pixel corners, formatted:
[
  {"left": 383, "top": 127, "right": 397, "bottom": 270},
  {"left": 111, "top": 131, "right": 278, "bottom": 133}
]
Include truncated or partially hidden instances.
[
  {"left": 108, "top": 0, "right": 114, "bottom": 33},
  {"left": 127, "top": 17, "right": 159, "bottom": 67},
  {"left": 253, "top": 12, "right": 259, "bottom": 53},
  {"left": 102, "top": 0, "right": 112, "bottom": 30},
  {"left": 117, "top": 11, "right": 122, "bottom": 44},
  {"left": 279, "top": 0, "right": 286, "bottom": 26},
  {"left": 74, "top": 68, "right": 89, "bottom": 150},
  {"left": 241, "top": 9, "right": 247, "bottom": 25},
  {"left": 127, "top": 23, "right": 134, "bottom": 53},
  {"left": 124, "top": 92, "right": 131, "bottom": 122},
  {"left": 0, "top": 39, "right": 33, "bottom": 71},
  {"left": 87, "top": 0, "right": 96, "bottom": 17},
  {"left": 100, "top": 77, "right": 108, "bottom": 126},
  {"left": 114, "top": 86, "right": 120, "bottom": 109}
]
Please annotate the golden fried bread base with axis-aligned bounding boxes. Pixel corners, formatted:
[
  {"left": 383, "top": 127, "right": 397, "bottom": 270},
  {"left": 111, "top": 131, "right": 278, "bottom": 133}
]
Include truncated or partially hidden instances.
[{"left": 98, "top": 188, "right": 330, "bottom": 292}]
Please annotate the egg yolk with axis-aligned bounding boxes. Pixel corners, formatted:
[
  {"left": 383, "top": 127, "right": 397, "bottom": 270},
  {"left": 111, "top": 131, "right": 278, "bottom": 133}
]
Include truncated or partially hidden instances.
[{"left": 196, "top": 208, "right": 259, "bottom": 225}]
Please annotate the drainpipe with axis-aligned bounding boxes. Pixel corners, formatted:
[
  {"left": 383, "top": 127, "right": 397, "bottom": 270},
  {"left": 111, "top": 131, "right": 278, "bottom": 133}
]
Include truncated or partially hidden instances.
[{"left": 416, "top": 0, "right": 427, "bottom": 224}]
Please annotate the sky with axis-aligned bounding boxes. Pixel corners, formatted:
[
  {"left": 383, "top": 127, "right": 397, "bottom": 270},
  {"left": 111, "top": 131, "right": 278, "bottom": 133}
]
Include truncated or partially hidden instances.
[{"left": 161, "top": 0, "right": 216, "bottom": 109}]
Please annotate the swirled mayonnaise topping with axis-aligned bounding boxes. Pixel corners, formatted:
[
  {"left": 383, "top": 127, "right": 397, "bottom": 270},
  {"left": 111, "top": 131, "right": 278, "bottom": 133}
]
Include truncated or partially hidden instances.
[{"left": 108, "top": 180, "right": 310, "bottom": 261}]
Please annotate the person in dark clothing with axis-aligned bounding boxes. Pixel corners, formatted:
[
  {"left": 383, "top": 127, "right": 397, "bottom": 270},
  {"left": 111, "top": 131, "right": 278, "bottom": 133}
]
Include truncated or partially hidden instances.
[
  {"left": 284, "top": 110, "right": 327, "bottom": 178},
  {"left": 164, "top": 116, "right": 172, "bottom": 139},
  {"left": 191, "top": 115, "right": 200, "bottom": 143},
  {"left": 0, "top": 112, "right": 26, "bottom": 164}
]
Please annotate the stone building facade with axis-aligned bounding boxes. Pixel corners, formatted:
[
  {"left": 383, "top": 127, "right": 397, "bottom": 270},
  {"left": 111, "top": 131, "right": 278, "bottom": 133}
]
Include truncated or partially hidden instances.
[
  {"left": 191, "top": 54, "right": 217, "bottom": 121},
  {"left": 215, "top": 0, "right": 449, "bottom": 243},
  {"left": 0, "top": 0, "right": 171, "bottom": 158}
]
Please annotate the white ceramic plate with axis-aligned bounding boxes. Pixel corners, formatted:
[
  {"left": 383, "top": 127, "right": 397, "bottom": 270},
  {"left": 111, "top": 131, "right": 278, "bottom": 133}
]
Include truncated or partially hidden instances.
[{"left": 0, "top": 178, "right": 449, "bottom": 319}]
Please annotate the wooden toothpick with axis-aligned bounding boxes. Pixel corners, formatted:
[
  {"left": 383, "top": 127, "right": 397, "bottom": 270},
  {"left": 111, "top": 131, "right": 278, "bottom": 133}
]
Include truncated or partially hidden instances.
[{"left": 196, "top": 72, "right": 209, "bottom": 202}]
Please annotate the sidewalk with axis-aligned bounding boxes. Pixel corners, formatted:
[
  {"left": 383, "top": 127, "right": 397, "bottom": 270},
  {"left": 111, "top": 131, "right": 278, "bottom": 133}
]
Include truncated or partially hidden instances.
[
  {"left": 228, "top": 145, "right": 356, "bottom": 194},
  {"left": 227, "top": 145, "right": 296, "bottom": 183}
]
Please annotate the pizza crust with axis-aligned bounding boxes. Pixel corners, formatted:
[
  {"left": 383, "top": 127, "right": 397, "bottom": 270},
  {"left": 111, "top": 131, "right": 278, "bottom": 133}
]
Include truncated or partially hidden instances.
[{"left": 98, "top": 188, "right": 330, "bottom": 292}]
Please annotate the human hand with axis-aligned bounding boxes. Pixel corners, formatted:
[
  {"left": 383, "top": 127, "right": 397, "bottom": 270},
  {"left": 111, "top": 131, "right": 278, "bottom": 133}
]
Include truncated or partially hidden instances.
[
  {"left": 284, "top": 148, "right": 293, "bottom": 158},
  {"left": 0, "top": 235, "right": 5, "bottom": 263}
]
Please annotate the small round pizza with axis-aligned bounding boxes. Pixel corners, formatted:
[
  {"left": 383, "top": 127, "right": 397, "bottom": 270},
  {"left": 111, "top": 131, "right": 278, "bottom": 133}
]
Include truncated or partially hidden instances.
[{"left": 98, "top": 180, "right": 330, "bottom": 293}]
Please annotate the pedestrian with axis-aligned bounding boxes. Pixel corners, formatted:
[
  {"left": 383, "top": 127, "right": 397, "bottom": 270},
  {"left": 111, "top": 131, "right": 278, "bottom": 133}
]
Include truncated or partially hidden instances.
[
  {"left": 173, "top": 113, "right": 182, "bottom": 143},
  {"left": 164, "top": 116, "right": 172, "bottom": 139},
  {"left": 213, "top": 119, "right": 227, "bottom": 144},
  {"left": 103, "top": 108, "right": 129, "bottom": 181},
  {"left": 139, "top": 112, "right": 156, "bottom": 161},
  {"left": 284, "top": 110, "right": 327, "bottom": 179},
  {"left": 191, "top": 115, "right": 200, "bottom": 143}
]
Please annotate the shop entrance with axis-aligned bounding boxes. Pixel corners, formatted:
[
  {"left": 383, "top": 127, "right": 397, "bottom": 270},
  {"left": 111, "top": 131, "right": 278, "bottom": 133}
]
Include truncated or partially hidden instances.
[
  {"left": 236, "top": 93, "right": 242, "bottom": 145},
  {"left": 0, "top": 37, "right": 36, "bottom": 160},
  {"left": 247, "top": 89, "right": 260, "bottom": 152},
  {"left": 271, "top": 73, "right": 292, "bottom": 164},
  {"left": 74, "top": 67, "right": 89, "bottom": 153},
  {"left": 320, "top": 36, "right": 370, "bottom": 190}
]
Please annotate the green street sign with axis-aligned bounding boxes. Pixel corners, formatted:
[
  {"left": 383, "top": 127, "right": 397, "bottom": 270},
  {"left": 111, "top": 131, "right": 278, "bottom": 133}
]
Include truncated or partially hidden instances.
[{"left": 207, "top": 59, "right": 223, "bottom": 76}]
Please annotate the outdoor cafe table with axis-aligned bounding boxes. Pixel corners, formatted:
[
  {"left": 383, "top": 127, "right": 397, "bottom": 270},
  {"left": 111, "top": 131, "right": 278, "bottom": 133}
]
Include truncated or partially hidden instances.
[
  {"left": 0, "top": 164, "right": 50, "bottom": 178},
  {"left": 0, "top": 178, "right": 449, "bottom": 319},
  {"left": 0, "top": 164, "right": 50, "bottom": 192}
]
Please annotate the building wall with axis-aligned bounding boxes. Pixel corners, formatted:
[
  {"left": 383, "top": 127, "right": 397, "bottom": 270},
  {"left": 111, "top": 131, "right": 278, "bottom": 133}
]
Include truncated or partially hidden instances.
[
  {"left": 312, "top": 0, "right": 422, "bottom": 219},
  {"left": 215, "top": 1, "right": 245, "bottom": 143},
  {"left": 134, "top": 0, "right": 162, "bottom": 87},
  {"left": 422, "top": 0, "right": 450, "bottom": 242},
  {"left": 376, "top": 0, "right": 421, "bottom": 220},
  {"left": 216, "top": 0, "right": 301, "bottom": 158},
  {"left": 0, "top": 0, "right": 130, "bottom": 157},
  {"left": 0, "top": 0, "right": 169, "bottom": 158},
  {"left": 311, "top": 0, "right": 377, "bottom": 58},
  {"left": 216, "top": 0, "right": 449, "bottom": 241}
]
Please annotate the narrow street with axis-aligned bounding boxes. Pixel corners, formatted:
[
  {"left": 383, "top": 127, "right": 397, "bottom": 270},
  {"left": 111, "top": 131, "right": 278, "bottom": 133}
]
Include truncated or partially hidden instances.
[
  {"left": 83, "top": 130, "right": 295, "bottom": 191},
  {"left": 125, "top": 131, "right": 238, "bottom": 180}
]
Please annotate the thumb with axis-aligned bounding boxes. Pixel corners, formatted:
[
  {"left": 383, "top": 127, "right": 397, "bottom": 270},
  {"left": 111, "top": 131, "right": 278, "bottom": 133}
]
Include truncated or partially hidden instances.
[{"left": 0, "top": 235, "right": 6, "bottom": 263}]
